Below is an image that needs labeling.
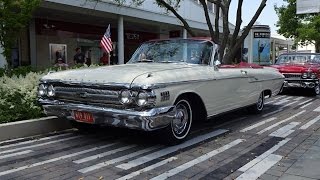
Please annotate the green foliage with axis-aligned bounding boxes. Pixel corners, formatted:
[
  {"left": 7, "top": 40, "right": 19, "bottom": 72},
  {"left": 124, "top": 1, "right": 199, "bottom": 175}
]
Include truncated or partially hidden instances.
[
  {"left": 275, "top": 0, "right": 320, "bottom": 52},
  {"left": 0, "top": 65, "right": 40, "bottom": 77},
  {"left": 297, "top": 15, "right": 320, "bottom": 47},
  {"left": 0, "top": 64, "right": 102, "bottom": 123},
  {"left": 0, "top": 0, "right": 41, "bottom": 61},
  {"left": 0, "top": 71, "right": 45, "bottom": 123},
  {"left": 0, "top": 67, "right": 5, "bottom": 77},
  {"left": 5, "top": 66, "right": 38, "bottom": 77}
]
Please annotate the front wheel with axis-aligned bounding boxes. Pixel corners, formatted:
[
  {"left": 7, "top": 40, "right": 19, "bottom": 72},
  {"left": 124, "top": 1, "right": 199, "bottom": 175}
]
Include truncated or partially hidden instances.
[
  {"left": 311, "top": 84, "right": 320, "bottom": 96},
  {"left": 248, "top": 92, "right": 264, "bottom": 114},
  {"left": 161, "top": 98, "right": 193, "bottom": 145}
]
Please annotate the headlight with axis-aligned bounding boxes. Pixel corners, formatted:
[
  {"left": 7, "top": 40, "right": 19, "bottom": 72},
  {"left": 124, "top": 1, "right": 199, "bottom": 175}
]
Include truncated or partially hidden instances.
[
  {"left": 38, "top": 84, "right": 47, "bottom": 96},
  {"left": 47, "top": 85, "right": 55, "bottom": 97},
  {"left": 302, "top": 73, "right": 308, "bottom": 78},
  {"left": 311, "top": 73, "right": 317, "bottom": 79},
  {"left": 119, "top": 90, "right": 133, "bottom": 104},
  {"left": 136, "top": 91, "right": 148, "bottom": 106}
]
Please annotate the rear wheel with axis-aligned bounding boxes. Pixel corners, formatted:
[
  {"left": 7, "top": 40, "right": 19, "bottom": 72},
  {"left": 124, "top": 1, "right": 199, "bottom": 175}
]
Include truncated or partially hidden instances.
[
  {"left": 248, "top": 92, "right": 264, "bottom": 114},
  {"left": 161, "top": 98, "right": 193, "bottom": 145}
]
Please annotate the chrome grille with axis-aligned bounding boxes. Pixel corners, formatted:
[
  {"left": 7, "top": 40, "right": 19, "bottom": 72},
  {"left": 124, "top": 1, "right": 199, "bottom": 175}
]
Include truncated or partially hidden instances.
[
  {"left": 54, "top": 86, "right": 121, "bottom": 106},
  {"left": 283, "top": 73, "right": 302, "bottom": 80}
]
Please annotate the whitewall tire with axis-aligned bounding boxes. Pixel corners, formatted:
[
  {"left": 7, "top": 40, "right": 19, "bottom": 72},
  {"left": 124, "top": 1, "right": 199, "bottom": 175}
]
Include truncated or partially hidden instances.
[
  {"left": 162, "top": 98, "right": 193, "bottom": 145},
  {"left": 248, "top": 92, "right": 264, "bottom": 114}
]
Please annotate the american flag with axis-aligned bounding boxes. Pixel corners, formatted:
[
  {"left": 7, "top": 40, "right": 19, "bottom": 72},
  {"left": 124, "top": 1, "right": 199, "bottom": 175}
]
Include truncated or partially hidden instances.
[{"left": 100, "top": 24, "right": 113, "bottom": 53}]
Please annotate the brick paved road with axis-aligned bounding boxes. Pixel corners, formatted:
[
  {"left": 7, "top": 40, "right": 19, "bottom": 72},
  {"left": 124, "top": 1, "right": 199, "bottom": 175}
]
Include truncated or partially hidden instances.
[{"left": 0, "top": 93, "right": 320, "bottom": 180}]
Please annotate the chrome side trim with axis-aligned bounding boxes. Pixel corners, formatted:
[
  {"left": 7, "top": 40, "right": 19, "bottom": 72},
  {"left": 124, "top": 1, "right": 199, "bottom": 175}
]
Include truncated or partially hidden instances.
[
  {"left": 131, "top": 76, "right": 250, "bottom": 89},
  {"left": 249, "top": 77, "right": 285, "bottom": 83}
]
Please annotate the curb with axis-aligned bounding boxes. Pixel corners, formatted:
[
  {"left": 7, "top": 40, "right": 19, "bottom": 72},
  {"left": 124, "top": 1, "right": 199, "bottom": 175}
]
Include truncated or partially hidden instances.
[{"left": 0, "top": 116, "right": 72, "bottom": 142}]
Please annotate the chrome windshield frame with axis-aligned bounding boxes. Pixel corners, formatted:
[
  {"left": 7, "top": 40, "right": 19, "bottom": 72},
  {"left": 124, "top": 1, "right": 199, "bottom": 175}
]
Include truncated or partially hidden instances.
[{"left": 127, "top": 38, "right": 217, "bottom": 66}]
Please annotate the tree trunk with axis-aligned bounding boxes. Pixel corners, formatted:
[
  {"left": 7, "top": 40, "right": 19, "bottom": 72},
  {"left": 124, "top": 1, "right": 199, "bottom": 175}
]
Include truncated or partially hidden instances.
[
  {"left": 156, "top": 0, "right": 196, "bottom": 37},
  {"left": 316, "top": 40, "right": 320, "bottom": 53},
  {"left": 199, "top": 0, "right": 215, "bottom": 41},
  {"left": 230, "top": 0, "right": 243, "bottom": 47},
  {"left": 224, "top": 0, "right": 267, "bottom": 64},
  {"left": 214, "top": 2, "right": 221, "bottom": 43},
  {"left": 219, "top": 5, "right": 230, "bottom": 64}
]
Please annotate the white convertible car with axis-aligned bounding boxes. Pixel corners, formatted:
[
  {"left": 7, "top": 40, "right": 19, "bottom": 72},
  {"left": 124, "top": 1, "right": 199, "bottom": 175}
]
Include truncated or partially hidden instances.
[{"left": 38, "top": 38, "right": 284, "bottom": 144}]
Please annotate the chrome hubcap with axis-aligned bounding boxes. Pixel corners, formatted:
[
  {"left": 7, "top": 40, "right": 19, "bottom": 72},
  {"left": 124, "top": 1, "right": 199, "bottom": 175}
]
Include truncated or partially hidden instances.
[
  {"left": 257, "top": 93, "right": 264, "bottom": 110},
  {"left": 315, "top": 85, "right": 320, "bottom": 95},
  {"left": 172, "top": 104, "right": 189, "bottom": 135}
]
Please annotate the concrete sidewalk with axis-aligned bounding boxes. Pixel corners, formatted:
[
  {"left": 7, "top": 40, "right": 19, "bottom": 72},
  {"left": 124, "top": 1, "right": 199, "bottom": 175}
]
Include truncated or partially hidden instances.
[
  {"left": 279, "top": 138, "right": 320, "bottom": 180},
  {"left": 260, "top": 127, "right": 320, "bottom": 180}
]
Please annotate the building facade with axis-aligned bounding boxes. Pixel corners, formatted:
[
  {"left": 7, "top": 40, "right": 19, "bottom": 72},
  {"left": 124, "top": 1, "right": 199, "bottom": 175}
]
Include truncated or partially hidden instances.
[{"left": 6, "top": 0, "right": 234, "bottom": 69}]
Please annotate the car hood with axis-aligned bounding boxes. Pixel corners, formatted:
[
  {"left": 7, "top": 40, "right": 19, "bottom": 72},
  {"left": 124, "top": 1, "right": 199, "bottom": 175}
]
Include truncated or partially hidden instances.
[
  {"left": 41, "top": 63, "right": 193, "bottom": 86},
  {"left": 271, "top": 64, "right": 320, "bottom": 73}
]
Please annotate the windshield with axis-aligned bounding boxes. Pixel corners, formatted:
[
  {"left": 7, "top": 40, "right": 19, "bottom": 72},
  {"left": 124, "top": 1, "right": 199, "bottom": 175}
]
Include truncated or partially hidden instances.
[
  {"left": 276, "top": 53, "right": 320, "bottom": 64},
  {"left": 127, "top": 39, "right": 214, "bottom": 65}
]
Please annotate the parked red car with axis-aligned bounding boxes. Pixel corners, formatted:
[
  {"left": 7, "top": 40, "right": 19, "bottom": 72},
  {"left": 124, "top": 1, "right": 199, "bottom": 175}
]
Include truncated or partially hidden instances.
[{"left": 271, "top": 53, "right": 320, "bottom": 95}]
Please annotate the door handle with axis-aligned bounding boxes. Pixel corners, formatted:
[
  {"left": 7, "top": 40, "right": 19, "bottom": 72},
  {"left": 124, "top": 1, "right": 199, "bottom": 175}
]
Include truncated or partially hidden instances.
[{"left": 241, "top": 70, "right": 247, "bottom": 75}]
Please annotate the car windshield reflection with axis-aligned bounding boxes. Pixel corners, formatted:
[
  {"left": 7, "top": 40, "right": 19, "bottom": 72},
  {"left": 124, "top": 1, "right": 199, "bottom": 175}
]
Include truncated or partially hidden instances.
[
  {"left": 127, "top": 39, "right": 214, "bottom": 65},
  {"left": 276, "top": 53, "right": 320, "bottom": 65}
]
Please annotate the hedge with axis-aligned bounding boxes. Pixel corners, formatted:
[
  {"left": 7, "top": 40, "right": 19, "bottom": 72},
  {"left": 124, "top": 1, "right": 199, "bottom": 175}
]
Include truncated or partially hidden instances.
[
  {"left": 0, "top": 64, "right": 101, "bottom": 123},
  {"left": 0, "top": 72, "right": 45, "bottom": 123}
]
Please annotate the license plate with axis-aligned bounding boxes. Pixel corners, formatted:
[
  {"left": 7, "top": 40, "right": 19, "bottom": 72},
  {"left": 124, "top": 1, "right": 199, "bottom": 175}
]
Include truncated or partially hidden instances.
[{"left": 73, "top": 111, "right": 94, "bottom": 123}]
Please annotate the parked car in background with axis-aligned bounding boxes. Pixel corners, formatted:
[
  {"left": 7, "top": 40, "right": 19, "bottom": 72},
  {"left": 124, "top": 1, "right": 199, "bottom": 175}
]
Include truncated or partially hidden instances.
[
  {"left": 272, "top": 53, "right": 320, "bottom": 95},
  {"left": 38, "top": 38, "right": 284, "bottom": 144}
]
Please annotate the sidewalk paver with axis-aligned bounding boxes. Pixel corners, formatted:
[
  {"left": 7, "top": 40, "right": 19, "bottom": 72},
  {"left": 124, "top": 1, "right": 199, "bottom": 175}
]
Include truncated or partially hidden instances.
[
  {"left": 279, "top": 174, "right": 318, "bottom": 180},
  {"left": 281, "top": 142, "right": 320, "bottom": 179}
]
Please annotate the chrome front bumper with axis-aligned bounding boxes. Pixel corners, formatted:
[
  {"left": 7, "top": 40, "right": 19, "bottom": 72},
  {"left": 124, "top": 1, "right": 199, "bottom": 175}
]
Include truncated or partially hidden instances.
[
  {"left": 39, "top": 99, "right": 175, "bottom": 131},
  {"left": 283, "top": 79, "right": 319, "bottom": 88}
]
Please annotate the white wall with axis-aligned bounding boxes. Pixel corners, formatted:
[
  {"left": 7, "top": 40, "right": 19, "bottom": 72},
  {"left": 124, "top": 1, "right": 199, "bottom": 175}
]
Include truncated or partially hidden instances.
[
  {"left": 0, "top": 46, "right": 7, "bottom": 68},
  {"left": 297, "top": 43, "right": 316, "bottom": 53}
]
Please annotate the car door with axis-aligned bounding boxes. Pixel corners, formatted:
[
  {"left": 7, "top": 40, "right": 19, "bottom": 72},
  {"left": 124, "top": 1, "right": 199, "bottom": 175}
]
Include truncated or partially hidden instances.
[
  {"left": 200, "top": 50, "right": 250, "bottom": 115},
  {"left": 238, "top": 68, "right": 261, "bottom": 105},
  {"left": 203, "top": 67, "right": 251, "bottom": 116}
]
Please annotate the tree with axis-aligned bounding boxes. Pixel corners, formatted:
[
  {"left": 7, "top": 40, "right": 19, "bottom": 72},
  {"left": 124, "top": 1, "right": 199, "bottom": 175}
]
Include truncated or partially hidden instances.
[
  {"left": 102, "top": 0, "right": 268, "bottom": 64},
  {"left": 0, "top": 0, "right": 41, "bottom": 62},
  {"left": 275, "top": 0, "right": 320, "bottom": 52}
]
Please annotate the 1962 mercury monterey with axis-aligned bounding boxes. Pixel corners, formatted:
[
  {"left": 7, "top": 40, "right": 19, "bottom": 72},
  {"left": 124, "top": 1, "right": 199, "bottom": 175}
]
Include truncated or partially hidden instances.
[
  {"left": 38, "top": 38, "right": 284, "bottom": 144},
  {"left": 271, "top": 53, "right": 320, "bottom": 95}
]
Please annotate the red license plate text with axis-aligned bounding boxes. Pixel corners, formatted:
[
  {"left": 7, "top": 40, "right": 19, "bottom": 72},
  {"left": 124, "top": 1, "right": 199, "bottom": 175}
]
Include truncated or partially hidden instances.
[{"left": 73, "top": 111, "right": 94, "bottom": 123}]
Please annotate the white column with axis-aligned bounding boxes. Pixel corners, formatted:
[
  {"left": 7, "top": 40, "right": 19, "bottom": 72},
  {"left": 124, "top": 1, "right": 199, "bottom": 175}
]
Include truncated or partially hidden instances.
[
  {"left": 29, "top": 18, "right": 37, "bottom": 67},
  {"left": 183, "top": 29, "right": 187, "bottom": 39},
  {"left": 118, "top": 15, "right": 124, "bottom": 64}
]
